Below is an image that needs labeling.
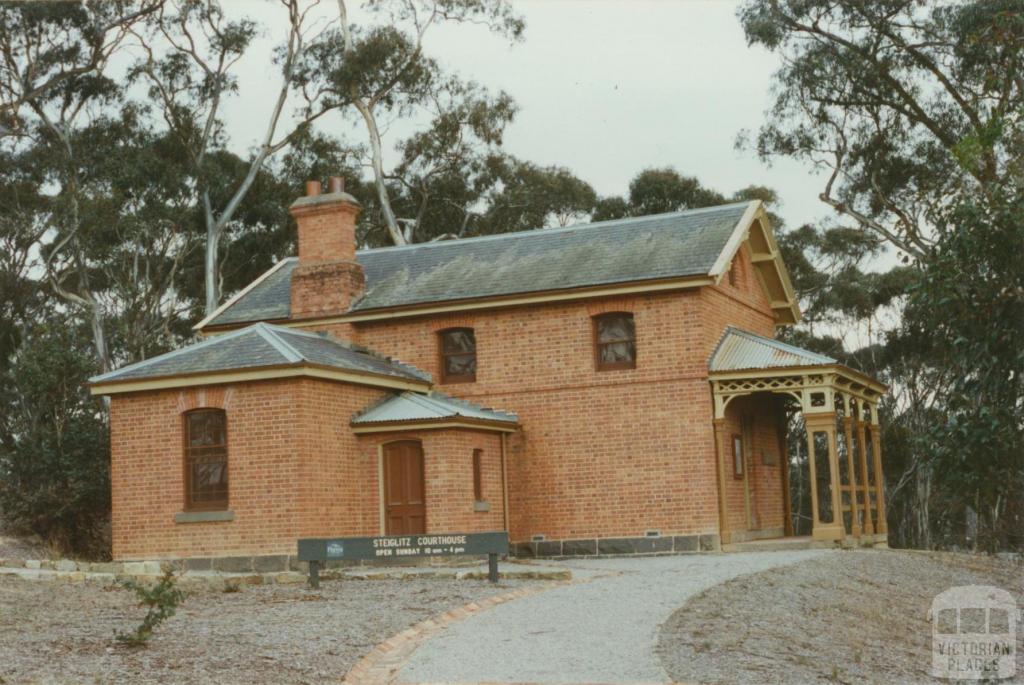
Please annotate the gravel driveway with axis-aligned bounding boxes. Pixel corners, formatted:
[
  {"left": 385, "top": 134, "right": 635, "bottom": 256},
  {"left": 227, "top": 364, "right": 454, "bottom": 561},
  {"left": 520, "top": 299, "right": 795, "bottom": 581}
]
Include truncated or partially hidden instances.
[
  {"left": 0, "top": 575, "right": 537, "bottom": 684},
  {"left": 399, "top": 550, "right": 831, "bottom": 684}
]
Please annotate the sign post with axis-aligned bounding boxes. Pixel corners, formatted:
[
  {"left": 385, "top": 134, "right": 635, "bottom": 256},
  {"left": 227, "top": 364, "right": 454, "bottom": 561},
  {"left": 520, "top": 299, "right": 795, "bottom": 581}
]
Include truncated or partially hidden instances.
[{"left": 298, "top": 531, "right": 509, "bottom": 588}]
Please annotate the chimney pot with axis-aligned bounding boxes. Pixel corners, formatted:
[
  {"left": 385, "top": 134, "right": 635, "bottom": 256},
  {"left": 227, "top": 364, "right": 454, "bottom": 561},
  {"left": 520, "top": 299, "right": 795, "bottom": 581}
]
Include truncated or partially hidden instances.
[
  {"left": 328, "top": 176, "right": 344, "bottom": 194},
  {"left": 305, "top": 180, "right": 321, "bottom": 197}
]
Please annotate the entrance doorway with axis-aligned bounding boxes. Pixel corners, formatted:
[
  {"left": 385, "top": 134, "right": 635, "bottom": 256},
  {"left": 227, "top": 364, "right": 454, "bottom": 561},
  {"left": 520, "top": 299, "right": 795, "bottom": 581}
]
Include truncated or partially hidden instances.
[{"left": 383, "top": 441, "right": 426, "bottom": 535}]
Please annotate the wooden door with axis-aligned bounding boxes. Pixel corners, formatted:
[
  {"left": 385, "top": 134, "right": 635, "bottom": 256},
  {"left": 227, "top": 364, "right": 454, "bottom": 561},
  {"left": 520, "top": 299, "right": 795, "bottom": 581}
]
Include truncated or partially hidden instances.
[{"left": 383, "top": 441, "right": 426, "bottom": 535}]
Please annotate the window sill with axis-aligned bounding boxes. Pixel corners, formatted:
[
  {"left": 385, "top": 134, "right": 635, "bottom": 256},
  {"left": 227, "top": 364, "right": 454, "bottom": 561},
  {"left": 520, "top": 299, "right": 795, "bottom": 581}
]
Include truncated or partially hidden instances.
[
  {"left": 473, "top": 500, "right": 491, "bottom": 513},
  {"left": 175, "top": 510, "right": 234, "bottom": 524}
]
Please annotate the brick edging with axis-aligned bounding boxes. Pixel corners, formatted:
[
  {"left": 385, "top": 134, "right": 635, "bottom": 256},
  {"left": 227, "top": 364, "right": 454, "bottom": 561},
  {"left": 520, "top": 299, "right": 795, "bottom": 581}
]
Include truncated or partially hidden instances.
[{"left": 342, "top": 581, "right": 564, "bottom": 684}]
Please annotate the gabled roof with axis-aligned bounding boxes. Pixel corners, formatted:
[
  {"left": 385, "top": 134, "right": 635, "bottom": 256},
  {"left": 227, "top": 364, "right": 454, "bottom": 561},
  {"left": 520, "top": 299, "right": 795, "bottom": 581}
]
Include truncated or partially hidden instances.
[
  {"left": 90, "top": 323, "right": 430, "bottom": 395},
  {"left": 354, "top": 202, "right": 750, "bottom": 311},
  {"left": 709, "top": 327, "right": 836, "bottom": 372},
  {"left": 197, "top": 200, "right": 800, "bottom": 329},
  {"left": 351, "top": 391, "right": 518, "bottom": 432}
]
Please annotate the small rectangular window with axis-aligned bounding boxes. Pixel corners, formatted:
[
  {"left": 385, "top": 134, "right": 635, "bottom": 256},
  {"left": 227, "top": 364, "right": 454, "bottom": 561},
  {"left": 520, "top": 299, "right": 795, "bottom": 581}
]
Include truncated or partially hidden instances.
[
  {"left": 472, "top": 449, "right": 483, "bottom": 501},
  {"left": 594, "top": 313, "right": 636, "bottom": 371},
  {"left": 184, "top": 409, "right": 228, "bottom": 510},
  {"left": 440, "top": 328, "right": 476, "bottom": 383},
  {"left": 732, "top": 434, "right": 744, "bottom": 479}
]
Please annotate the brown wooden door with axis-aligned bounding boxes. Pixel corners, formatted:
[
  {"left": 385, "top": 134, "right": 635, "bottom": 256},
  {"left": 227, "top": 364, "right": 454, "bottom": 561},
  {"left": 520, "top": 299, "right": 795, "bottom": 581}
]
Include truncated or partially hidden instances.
[{"left": 383, "top": 441, "right": 426, "bottom": 535}]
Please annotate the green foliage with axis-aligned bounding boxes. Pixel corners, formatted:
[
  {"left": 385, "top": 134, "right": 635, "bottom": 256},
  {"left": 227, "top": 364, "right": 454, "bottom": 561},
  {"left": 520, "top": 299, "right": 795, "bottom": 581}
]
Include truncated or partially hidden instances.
[
  {"left": 594, "top": 167, "right": 727, "bottom": 221},
  {"left": 115, "top": 568, "right": 186, "bottom": 647},
  {"left": 738, "top": 0, "right": 1023, "bottom": 259},
  {"left": 742, "top": 0, "right": 1024, "bottom": 551},
  {"left": 0, "top": 321, "right": 110, "bottom": 557},
  {"left": 625, "top": 168, "right": 727, "bottom": 215},
  {"left": 904, "top": 185, "right": 1024, "bottom": 552},
  {"left": 478, "top": 159, "right": 597, "bottom": 234}
]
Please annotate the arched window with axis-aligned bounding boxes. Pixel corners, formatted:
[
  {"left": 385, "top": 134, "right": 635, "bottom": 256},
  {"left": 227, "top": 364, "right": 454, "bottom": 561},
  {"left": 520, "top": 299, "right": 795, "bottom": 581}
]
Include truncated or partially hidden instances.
[
  {"left": 439, "top": 328, "right": 476, "bottom": 383},
  {"left": 593, "top": 312, "right": 636, "bottom": 371},
  {"left": 183, "top": 409, "right": 228, "bottom": 510}
]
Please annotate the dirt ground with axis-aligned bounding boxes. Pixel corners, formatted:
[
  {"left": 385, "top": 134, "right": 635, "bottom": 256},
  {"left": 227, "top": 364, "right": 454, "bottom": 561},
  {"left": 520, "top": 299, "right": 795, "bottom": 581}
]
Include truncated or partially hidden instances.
[
  {"left": 657, "top": 549, "right": 1024, "bottom": 684},
  {"left": 0, "top": 574, "right": 536, "bottom": 684}
]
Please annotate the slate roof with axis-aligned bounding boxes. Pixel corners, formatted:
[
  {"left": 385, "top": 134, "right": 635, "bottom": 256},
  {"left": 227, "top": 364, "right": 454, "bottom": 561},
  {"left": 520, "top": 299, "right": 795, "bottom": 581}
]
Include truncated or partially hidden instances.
[
  {"left": 90, "top": 323, "right": 431, "bottom": 386},
  {"left": 709, "top": 327, "right": 836, "bottom": 373},
  {"left": 199, "top": 201, "right": 755, "bottom": 328},
  {"left": 351, "top": 392, "right": 518, "bottom": 427}
]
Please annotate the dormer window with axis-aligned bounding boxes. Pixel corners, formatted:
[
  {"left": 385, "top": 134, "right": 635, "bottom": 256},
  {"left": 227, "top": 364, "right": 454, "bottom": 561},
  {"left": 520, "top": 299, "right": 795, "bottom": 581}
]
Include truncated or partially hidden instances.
[
  {"left": 593, "top": 312, "right": 636, "bottom": 371},
  {"left": 440, "top": 328, "right": 476, "bottom": 383}
]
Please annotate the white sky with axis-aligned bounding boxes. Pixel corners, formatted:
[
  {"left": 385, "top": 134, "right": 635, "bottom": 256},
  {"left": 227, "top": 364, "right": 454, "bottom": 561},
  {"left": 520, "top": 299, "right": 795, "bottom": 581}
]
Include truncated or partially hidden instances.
[{"left": 218, "top": 0, "right": 833, "bottom": 232}]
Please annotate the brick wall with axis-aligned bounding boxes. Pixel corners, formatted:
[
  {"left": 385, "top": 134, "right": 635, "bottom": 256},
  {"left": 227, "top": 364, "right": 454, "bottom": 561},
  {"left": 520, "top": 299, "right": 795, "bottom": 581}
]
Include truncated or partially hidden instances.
[
  {"left": 293, "top": 379, "right": 384, "bottom": 540},
  {"left": 314, "top": 244, "right": 778, "bottom": 544},
  {"left": 110, "top": 380, "right": 306, "bottom": 560},
  {"left": 355, "top": 430, "right": 506, "bottom": 534},
  {"left": 719, "top": 393, "right": 786, "bottom": 537},
  {"left": 109, "top": 377, "right": 507, "bottom": 560},
  {"left": 315, "top": 266, "right": 776, "bottom": 543},
  {"left": 110, "top": 236, "right": 787, "bottom": 557}
]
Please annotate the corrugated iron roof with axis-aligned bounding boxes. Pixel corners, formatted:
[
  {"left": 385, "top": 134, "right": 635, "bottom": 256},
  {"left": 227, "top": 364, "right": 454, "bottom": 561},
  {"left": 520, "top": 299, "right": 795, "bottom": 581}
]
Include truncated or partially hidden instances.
[
  {"left": 352, "top": 391, "right": 518, "bottom": 426},
  {"left": 91, "top": 323, "right": 430, "bottom": 385},
  {"left": 200, "top": 202, "right": 754, "bottom": 328},
  {"left": 709, "top": 327, "right": 835, "bottom": 372}
]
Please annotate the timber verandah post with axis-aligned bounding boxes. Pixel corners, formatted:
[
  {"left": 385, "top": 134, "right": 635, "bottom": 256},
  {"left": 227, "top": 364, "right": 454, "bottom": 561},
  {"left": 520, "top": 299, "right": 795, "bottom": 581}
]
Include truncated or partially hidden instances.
[
  {"left": 803, "top": 410, "right": 845, "bottom": 542},
  {"left": 841, "top": 395, "right": 862, "bottom": 538},
  {"left": 868, "top": 403, "right": 888, "bottom": 535},
  {"left": 854, "top": 408, "right": 875, "bottom": 535},
  {"left": 712, "top": 416, "right": 731, "bottom": 546}
]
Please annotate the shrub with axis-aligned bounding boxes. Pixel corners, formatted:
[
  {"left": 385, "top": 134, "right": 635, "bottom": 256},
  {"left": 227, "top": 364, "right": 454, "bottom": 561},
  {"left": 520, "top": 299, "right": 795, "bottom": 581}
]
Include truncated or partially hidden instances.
[
  {"left": 115, "top": 568, "right": 186, "bottom": 647},
  {"left": 0, "top": 322, "right": 111, "bottom": 558}
]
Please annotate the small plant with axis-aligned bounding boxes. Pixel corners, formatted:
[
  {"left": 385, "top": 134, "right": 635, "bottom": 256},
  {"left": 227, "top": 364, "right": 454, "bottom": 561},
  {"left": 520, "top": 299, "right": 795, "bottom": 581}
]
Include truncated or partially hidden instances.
[{"left": 115, "top": 567, "right": 185, "bottom": 647}]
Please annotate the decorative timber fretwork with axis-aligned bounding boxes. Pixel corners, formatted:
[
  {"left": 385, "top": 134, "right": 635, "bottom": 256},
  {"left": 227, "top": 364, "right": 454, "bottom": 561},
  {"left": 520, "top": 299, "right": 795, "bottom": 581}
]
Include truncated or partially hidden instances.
[{"left": 710, "top": 363, "right": 888, "bottom": 546}]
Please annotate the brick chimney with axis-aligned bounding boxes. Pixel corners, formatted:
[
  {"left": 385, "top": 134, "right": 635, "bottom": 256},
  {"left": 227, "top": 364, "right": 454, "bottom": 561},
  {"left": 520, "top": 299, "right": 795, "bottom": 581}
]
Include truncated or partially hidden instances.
[{"left": 289, "top": 176, "right": 365, "bottom": 321}]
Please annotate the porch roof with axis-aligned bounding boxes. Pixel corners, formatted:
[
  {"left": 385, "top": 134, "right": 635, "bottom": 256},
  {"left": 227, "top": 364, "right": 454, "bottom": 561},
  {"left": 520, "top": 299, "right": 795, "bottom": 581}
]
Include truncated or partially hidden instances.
[
  {"left": 709, "top": 327, "right": 836, "bottom": 372},
  {"left": 351, "top": 391, "right": 518, "bottom": 432},
  {"left": 708, "top": 327, "right": 886, "bottom": 414}
]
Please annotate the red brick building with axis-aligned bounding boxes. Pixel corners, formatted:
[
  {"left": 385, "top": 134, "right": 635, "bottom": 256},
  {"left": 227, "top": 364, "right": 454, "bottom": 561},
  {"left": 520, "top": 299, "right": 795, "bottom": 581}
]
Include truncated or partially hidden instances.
[{"left": 91, "top": 179, "right": 888, "bottom": 566}]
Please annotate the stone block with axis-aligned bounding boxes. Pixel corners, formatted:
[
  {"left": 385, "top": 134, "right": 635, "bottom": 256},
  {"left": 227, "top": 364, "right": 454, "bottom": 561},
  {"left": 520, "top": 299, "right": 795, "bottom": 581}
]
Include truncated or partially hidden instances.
[
  {"left": 511, "top": 543, "right": 535, "bottom": 558},
  {"left": 597, "top": 538, "right": 636, "bottom": 555},
  {"left": 533, "top": 541, "right": 560, "bottom": 557},
  {"left": 672, "top": 535, "right": 700, "bottom": 553},
  {"left": 212, "top": 556, "right": 253, "bottom": 574},
  {"left": 184, "top": 557, "right": 213, "bottom": 572},
  {"left": 86, "top": 562, "right": 119, "bottom": 573},
  {"left": 562, "top": 539, "right": 597, "bottom": 556},
  {"left": 123, "top": 561, "right": 147, "bottom": 576},
  {"left": 252, "top": 555, "right": 289, "bottom": 573}
]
